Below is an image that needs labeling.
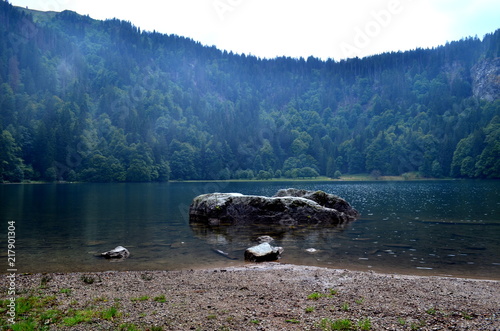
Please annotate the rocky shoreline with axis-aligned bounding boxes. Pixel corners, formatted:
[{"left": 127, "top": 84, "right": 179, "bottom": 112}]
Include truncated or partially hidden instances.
[{"left": 2, "top": 263, "right": 499, "bottom": 330}]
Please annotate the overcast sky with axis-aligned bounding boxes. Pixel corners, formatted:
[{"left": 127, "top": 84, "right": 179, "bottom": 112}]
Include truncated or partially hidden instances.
[{"left": 8, "top": 0, "right": 500, "bottom": 60}]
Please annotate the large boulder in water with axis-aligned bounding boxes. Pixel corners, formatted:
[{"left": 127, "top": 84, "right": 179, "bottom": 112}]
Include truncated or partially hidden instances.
[
  {"left": 273, "top": 188, "right": 359, "bottom": 218},
  {"left": 189, "top": 189, "right": 359, "bottom": 226}
]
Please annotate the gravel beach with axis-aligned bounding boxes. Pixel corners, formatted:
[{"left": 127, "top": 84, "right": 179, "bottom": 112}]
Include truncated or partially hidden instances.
[{"left": 2, "top": 263, "right": 500, "bottom": 330}]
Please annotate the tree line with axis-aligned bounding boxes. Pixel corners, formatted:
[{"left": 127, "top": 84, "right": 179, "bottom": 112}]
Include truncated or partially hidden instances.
[{"left": 0, "top": 1, "right": 499, "bottom": 182}]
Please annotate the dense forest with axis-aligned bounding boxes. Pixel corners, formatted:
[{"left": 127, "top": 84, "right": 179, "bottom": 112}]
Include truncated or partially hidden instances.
[{"left": 0, "top": 1, "right": 499, "bottom": 182}]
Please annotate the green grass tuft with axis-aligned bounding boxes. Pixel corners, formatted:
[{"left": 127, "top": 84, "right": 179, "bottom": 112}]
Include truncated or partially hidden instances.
[
  {"left": 319, "top": 318, "right": 353, "bottom": 330},
  {"left": 153, "top": 294, "right": 167, "bottom": 303},
  {"left": 305, "top": 306, "right": 315, "bottom": 313},
  {"left": 62, "top": 309, "right": 95, "bottom": 326},
  {"left": 357, "top": 318, "right": 372, "bottom": 330},
  {"left": 307, "top": 292, "right": 325, "bottom": 300},
  {"left": 131, "top": 295, "right": 149, "bottom": 302},
  {"left": 285, "top": 319, "right": 300, "bottom": 324},
  {"left": 59, "top": 288, "right": 72, "bottom": 295},
  {"left": 101, "top": 306, "right": 120, "bottom": 320}
]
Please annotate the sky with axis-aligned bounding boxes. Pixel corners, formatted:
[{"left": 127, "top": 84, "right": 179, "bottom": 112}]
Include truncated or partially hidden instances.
[{"left": 8, "top": 0, "right": 500, "bottom": 60}]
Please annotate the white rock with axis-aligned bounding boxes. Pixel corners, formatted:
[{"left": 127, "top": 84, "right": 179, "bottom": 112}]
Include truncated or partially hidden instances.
[{"left": 244, "top": 243, "right": 283, "bottom": 262}]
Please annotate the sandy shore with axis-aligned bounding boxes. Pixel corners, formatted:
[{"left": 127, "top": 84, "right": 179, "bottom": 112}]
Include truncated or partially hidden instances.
[{"left": 2, "top": 263, "right": 499, "bottom": 330}]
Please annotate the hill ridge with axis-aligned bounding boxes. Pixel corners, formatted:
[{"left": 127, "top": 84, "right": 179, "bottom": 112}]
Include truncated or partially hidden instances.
[{"left": 0, "top": 1, "right": 499, "bottom": 182}]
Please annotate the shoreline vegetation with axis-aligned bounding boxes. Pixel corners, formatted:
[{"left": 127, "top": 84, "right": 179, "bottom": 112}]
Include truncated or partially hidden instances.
[
  {"left": 1, "top": 172, "right": 464, "bottom": 184},
  {"left": 2, "top": 263, "right": 499, "bottom": 330},
  {"left": 180, "top": 173, "right": 457, "bottom": 183}
]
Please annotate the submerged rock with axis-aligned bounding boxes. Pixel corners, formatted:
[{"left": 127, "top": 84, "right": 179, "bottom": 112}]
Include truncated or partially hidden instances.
[
  {"left": 189, "top": 189, "right": 359, "bottom": 226},
  {"left": 212, "top": 248, "right": 238, "bottom": 260},
  {"left": 100, "top": 246, "right": 130, "bottom": 259},
  {"left": 256, "top": 235, "right": 274, "bottom": 244},
  {"left": 244, "top": 243, "right": 284, "bottom": 262}
]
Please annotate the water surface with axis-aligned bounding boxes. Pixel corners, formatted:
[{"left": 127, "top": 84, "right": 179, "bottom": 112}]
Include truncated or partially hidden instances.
[{"left": 1, "top": 180, "right": 499, "bottom": 279}]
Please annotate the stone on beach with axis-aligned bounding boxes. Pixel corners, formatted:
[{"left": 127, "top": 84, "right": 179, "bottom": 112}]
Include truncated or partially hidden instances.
[{"left": 244, "top": 242, "right": 284, "bottom": 262}]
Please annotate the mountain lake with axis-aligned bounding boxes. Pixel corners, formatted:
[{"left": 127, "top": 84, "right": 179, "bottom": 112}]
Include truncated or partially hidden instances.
[{"left": 1, "top": 180, "right": 499, "bottom": 279}]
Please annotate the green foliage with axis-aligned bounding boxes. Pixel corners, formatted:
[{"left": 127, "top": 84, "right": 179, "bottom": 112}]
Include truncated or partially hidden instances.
[
  {"left": 11, "top": 319, "right": 37, "bottom": 331},
  {"left": 119, "top": 323, "right": 140, "bottom": 331},
  {"left": 6, "top": 293, "right": 170, "bottom": 330},
  {"left": 153, "top": 295, "right": 166, "bottom": 303},
  {"left": 0, "top": 1, "right": 499, "bottom": 182},
  {"left": 451, "top": 115, "right": 500, "bottom": 178},
  {"left": 62, "top": 310, "right": 95, "bottom": 326},
  {"left": 0, "top": 129, "right": 25, "bottom": 182},
  {"left": 79, "top": 154, "right": 125, "bottom": 182},
  {"left": 307, "top": 292, "right": 325, "bottom": 300},
  {"left": 319, "top": 318, "right": 353, "bottom": 330},
  {"left": 39, "top": 309, "right": 63, "bottom": 325},
  {"left": 461, "top": 311, "right": 473, "bottom": 320},
  {"left": 101, "top": 306, "right": 120, "bottom": 320},
  {"left": 16, "top": 297, "right": 35, "bottom": 315},
  {"left": 475, "top": 116, "right": 500, "bottom": 178},
  {"left": 305, "top": 306, "right": 315, "bottom": 313},
  {"left": 59, "top": 288, "right": 72, "bottom": 295},
  {"left": 319, "top": 318, "right": 372, "bottom": 331},
  {"left": 357, "top": 318, "right": 372, "bottom": 330},
  {"left": 130, "top": 295, "right": 149, "bottom": 302},
  {"left": 426, "top": 307, "right": 437, "bottom": 315},
  {"left": 355, "top": 297, "right": 365, "bottom": 304}
]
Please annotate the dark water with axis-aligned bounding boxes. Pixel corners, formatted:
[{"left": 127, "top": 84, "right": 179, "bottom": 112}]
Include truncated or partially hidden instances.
[{"left": 1, "top": 180, "right": 499, "bottom": 279}]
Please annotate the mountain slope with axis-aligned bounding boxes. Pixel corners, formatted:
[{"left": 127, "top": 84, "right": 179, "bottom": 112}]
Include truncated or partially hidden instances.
[{"left": 0, "top": 1, "right": 499, "bottom": 182}]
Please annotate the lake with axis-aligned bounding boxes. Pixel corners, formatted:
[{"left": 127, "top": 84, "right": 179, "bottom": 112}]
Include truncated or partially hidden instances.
[{"left": 1, "top": 180, "right": 499, "bottom": 279}]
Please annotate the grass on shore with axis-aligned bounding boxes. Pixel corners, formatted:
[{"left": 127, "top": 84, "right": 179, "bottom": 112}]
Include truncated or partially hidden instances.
[
  {"left": 1, "top": 278, "right": 481, "bottom": 331},
  {"left": 177, "top": 172, "right": 450, "bottom": 183},
  {"left": 3, "top": 172, "right": 452, "bottom": 185}
]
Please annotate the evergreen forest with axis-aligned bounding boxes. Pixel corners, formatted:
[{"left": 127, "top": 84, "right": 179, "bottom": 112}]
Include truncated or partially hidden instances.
[{"left": 1, "top": 1, "right": 499, "bottom": 182}]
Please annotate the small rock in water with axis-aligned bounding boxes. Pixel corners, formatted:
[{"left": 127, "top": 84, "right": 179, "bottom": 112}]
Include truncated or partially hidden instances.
[
  {"left": 305, "top": 248, "right": 318, "bottom": 253},
  {"left": 100, "top": 246, "right": 130, "bottom": 259},
  {"left": 256, "top": 235, "right": 274, "bottom": 244}
]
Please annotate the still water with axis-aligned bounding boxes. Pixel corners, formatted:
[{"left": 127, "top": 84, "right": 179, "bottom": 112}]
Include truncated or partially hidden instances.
[{"left": 1, "top": 180, "right": 499, "bottom": 279}]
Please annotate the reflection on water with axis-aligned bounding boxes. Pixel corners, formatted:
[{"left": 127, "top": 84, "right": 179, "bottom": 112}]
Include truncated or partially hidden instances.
[{"left": 0, "top": 180, "right": 499, "bottom": 279}]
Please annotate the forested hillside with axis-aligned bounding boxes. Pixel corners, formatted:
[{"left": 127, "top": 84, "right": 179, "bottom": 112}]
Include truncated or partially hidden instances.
[{"left": 0, "top": 1, "right": 499, "bottom": 182}]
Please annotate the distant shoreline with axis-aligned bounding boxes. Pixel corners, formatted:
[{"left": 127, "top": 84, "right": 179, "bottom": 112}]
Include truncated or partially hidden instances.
[
  {"left": 176, "top": 175, "right": 456, "bottom": 183},
  {"left": 1, "top": 176, "right": 456, "bottom": 184}
]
